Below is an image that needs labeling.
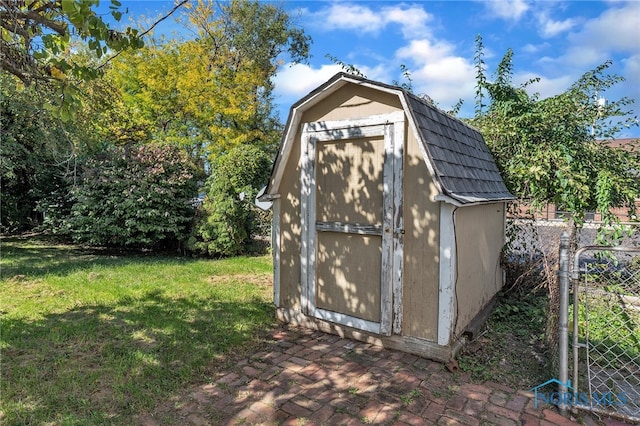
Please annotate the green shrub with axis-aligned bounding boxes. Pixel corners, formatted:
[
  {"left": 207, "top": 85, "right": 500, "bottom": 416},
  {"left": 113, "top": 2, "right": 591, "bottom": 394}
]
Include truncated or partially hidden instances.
[
  {"left": 192, "top": 145, "right": 272, "bottom": 256},
  {"left": 67, "top": 144, "right": 198, "bottom": 249},
  {"left": 35, "top": 184, "right": 75, "bottom": 237}
]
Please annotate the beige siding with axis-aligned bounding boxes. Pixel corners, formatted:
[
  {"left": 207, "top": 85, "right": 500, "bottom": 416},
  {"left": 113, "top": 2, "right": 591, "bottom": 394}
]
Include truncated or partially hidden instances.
[
  {"left": 402, "top": 128, "right": 441, "bottom": 341},
  {"left": 454, "top": 203, "right": 505, "bottom": 335},
  {"left": 277, "top": 139, "right": 302, "bottom": 309},
  {"left": 316, "top": 137, "right": 384, "bottom": 225},
  {"left": 316, "top": 232, "right": 382, "bottom": 322},
  {"left": 304, "top": 86, "right": 401, "bottom": 123}
]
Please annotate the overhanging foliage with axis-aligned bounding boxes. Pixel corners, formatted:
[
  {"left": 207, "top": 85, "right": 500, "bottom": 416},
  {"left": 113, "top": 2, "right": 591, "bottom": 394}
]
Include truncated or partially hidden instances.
[{"left": 471, "top": 36, "right": 639, "bottom": 241}]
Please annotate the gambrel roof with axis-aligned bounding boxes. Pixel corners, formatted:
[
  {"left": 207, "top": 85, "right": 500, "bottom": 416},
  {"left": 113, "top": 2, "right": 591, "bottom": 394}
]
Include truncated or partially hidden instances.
[{"left": 264, "top": 72, "right": 514, "bottom": 205}]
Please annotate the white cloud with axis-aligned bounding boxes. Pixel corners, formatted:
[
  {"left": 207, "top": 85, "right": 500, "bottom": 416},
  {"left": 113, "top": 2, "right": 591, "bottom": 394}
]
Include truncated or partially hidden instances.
[
  {"left": 562, "top": 46, "right": 610, "bottom": 69},
  {"left": 272, "top": 62, "right": 392, "bottom": 98},
  {"left": 359, "top": 64, "right": 392, "bottom": 83},
  {"left": 414, "top": 60, "right": 477, "bottom": 108},
  {"left": 515, "top": 72, "right": 575, "bottom": 99},
  {"left": 522, "top": 42, "right": 550, "bottom": 54},
  {"left": 415, "top": 56, "right": 473, "bottom": 84},
  {"left": 273, "top": 63, "right": 344, "bottom": 97},
  {"left": 311, "top": 3, "right": 433, "bottom": 39},
  {"left": 323, "top": 4, "right": 384, "bottom": 34},
  {"left": 621, "top": 54, "right": 640, "bottom": 102},
  {"left": 395, "top": 39, "right": 477, "bottom": 109},
  {"left": 382, "top": 5, "right": 434, "bottom": 39},
  {"left": 484, "top": 0, "right": 530, "bottom": 21},
  {"left": 622, "top": 54, "right": 640, "bottom": 81},
  {"left": 566, "top": 2, "right": 640, "bottom": 60},
  {"left": 536, "top": 14, "right": 577, "bottom": 38},
  {"left": 396, "top": 39, "right": 453, "bottom": 63}
]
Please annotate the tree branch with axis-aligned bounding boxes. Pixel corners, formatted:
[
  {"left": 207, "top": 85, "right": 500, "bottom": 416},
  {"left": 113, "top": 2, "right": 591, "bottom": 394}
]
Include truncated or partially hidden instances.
[
  {"left": 97, "top": 0, "right": 189, "bottom": 70},
  {"left": 0, "top": 55, "right": 31, "bottom": 84},
  {"left": 0, "top": 4, "right": 67, "bottom": 36}
]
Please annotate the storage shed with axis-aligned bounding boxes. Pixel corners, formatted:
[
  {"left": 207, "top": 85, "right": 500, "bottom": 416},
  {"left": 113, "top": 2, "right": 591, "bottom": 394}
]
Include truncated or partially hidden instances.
[{"left": 260, "top": 73, "right": 515, "bottom": 361}]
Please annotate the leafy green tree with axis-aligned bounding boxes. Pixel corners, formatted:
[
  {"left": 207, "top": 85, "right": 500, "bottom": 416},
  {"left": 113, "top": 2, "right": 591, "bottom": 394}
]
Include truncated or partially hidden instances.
[
  {"left": 0, "top": 0, "right": 141, "bottom": 83},
  {"left": 191, "top": 145, "right": 271, "bottom": 256},
  {"left": 0, "top": 59, "right": 147, "bottom": 234},
  {"left": 0, "top": 0, "right": 187, "bottom": 119},
  {"left": 105, "top": 40, "right": 209, "bottom": 163},
  {"left": 67, "top": 143, "right": 198, "bottom": 250},
  {"left": 471, "top": 36, "right": 639, "bottom": 243},
  {"left": 187, "top": 0, "right": 310, "bottom": 84},
  {"left": 0, "top": 74, "right": 73, "bottom": 232},
  {"left": 470, "top": 37, "right": 639, "bottom": 363}
]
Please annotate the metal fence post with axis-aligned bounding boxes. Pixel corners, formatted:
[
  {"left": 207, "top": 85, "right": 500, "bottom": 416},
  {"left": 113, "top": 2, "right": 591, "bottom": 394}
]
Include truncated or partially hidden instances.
[{"left": 558, "top": 231, "right": 570, "bottom": 415}]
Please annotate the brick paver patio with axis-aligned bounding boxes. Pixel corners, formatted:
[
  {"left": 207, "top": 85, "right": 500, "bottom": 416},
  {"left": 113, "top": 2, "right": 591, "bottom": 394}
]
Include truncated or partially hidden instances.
[{"left": 136, "top": 326, "right": 633, "bottom": 425}]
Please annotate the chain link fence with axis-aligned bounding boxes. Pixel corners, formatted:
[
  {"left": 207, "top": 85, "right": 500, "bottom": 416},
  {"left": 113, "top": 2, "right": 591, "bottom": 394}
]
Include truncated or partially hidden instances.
[
  {"left": 505, "top": 213, "right": 639, "bottom": 373},
  {"left": 566, "top": 246, "right": 640, "bottom": 422},
  {"left": 497, "top": 206, "right": 640, "bottom": 421}
]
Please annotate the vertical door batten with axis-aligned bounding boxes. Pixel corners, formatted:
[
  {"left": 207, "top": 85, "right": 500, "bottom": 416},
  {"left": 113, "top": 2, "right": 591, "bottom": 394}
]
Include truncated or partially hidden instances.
[
  {"left": 392, "top": 121, "right": 405, "bottom": 334},
  {"left": 300, "top": 128, "right": 312, "bottom": 315}
]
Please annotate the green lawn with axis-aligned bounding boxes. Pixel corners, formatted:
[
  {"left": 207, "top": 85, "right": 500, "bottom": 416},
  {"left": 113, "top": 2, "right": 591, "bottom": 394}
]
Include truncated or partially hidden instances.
[{"left": 0, "top": 236, "right": 274, "bottom": 425}]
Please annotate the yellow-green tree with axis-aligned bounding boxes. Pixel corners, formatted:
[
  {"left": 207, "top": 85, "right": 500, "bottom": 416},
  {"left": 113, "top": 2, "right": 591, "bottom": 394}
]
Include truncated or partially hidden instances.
[
  {"left": 106, "top": 0, "right": 310, "bottom": 165},
  {"left": 106, "top": 41, "right": 198, "bottom": 150}
]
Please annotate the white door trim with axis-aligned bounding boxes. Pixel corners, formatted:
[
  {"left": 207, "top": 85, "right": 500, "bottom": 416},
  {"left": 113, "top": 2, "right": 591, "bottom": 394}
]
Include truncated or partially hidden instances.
[{"left": 437, "top": 203, "right": 457, "bottom": 345}]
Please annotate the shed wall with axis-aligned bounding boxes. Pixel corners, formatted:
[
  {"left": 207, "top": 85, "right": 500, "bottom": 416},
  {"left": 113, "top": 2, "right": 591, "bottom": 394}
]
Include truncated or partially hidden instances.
[
  {"left": 402, "top": 130, "right": 441, "bottom": 341},
  {"left": 453, "top": 203, "right": 505, "bottom": 335},
  {"left": 277, "top": 140, "right": 302, "bottom": 309}
]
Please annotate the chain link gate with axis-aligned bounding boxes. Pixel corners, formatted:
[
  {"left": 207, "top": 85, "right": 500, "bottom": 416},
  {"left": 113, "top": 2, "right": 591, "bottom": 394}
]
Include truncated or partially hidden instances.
[{"left": 559, "top": 242, "right": 640, "bottom": 422}]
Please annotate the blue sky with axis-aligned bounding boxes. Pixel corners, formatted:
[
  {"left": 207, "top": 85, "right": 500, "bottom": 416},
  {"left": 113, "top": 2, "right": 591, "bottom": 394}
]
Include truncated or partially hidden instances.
[{"left": 113, "top": 1, "right": 640, "bottom": 137}]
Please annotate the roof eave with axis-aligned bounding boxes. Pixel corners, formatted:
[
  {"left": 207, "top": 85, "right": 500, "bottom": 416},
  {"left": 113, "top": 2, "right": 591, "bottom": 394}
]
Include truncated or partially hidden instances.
[{"left": 435, "top": 193, "right": 517, "bottom": 207}]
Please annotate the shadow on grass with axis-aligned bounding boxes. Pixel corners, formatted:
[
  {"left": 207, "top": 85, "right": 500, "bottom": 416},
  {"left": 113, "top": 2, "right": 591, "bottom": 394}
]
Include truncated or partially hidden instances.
[
  {"left": 0, "top": 236, "right": 198, "bottom": 280},
  {"left": 1, "top": 289, "right": 275, "bottom": 426}
]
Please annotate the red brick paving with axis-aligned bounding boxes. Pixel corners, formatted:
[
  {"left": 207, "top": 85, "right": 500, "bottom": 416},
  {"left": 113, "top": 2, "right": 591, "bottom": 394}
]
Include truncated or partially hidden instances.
[{"left": 136, "top": 326, "right": 634, "bottom": 425}]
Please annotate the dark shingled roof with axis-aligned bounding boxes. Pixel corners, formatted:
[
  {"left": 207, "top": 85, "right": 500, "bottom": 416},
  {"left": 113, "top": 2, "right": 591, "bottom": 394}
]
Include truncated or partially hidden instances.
[{"left": 402, "top": 91, "right": 515, "bottom": 204}]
